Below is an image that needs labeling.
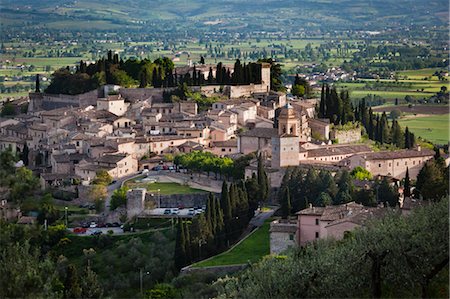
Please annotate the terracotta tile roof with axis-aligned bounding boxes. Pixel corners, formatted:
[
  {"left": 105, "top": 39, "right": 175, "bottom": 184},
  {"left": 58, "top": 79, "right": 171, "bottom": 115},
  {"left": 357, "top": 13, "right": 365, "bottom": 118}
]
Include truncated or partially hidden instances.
[
  {"left": 360, "top": 149, "right": 434, "bottom": 160},
  {"left": 307, "top": 144, "right": 372, "bottom": 158},
  {"left": 239, "top": 128, "right": 278, "bottom": 138}
]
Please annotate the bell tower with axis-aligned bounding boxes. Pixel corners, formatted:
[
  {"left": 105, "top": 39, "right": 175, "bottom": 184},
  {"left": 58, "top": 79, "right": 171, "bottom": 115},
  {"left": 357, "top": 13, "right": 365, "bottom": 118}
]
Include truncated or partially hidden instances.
[{"left": 277, "top": 103, "right": 300, "bottom": 136}]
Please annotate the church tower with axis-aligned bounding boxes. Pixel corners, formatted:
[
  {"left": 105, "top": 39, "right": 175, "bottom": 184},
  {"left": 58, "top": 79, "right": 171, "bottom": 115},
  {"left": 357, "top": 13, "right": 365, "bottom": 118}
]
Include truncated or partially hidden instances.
[
  {"left": 271, "top": 103, "right": 300, "bottom": 169},
  {"left": 277, "top": 103, "right": 301, "bottom": 137}
]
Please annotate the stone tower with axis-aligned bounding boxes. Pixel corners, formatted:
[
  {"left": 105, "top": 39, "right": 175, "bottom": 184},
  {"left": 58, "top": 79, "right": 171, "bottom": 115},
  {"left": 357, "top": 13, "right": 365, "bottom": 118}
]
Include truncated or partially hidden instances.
[
  {"left": 260, "top": 62, "right": 271, "bottom": 92},
  {"left": 271, "top": 103, "right": 300, "bottom": 169},
  {"left": 277, "top": 103, "right": 301, "bottom": 136}
]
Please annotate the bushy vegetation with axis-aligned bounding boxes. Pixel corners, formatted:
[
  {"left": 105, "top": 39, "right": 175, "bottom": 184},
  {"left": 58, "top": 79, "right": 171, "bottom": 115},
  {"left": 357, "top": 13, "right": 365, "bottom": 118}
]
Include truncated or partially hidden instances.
[{"left": 215, "top": 198, "right": 449, "bottom": 298}]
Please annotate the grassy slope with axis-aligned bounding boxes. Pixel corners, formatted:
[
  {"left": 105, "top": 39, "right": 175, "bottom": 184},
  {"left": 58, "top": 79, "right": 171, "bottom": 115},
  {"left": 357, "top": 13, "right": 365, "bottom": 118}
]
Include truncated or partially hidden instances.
[
  {"left": 193, "top": 220, "right": 271, "bottom": 267},
  {"left": 123, "top": 181, "right": 207, "bottom": 195},
  {"left": 398, "top": 114, "right": 450, "bottom": 144}
]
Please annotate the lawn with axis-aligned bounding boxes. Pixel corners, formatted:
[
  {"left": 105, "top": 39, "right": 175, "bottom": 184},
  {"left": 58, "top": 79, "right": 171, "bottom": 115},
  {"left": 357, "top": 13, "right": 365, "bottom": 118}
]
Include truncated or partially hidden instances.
[
  {"left": 123, "top": 181, "right": 206, "bottom": 195},
  {"left": 398, "top": 114, "right": 450, "bottom": 145},
  {"left": 192, "top": 219, "right": 271, "bottom": 267}
]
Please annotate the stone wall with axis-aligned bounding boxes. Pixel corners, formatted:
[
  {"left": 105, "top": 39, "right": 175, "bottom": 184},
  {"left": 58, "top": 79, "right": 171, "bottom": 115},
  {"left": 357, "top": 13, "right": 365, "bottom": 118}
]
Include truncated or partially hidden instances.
[
  {"left": 29, "top": 90, "right": 98, "bottom": 112},
  {"left": 330, "top": 128, "right": 361, "bottom": 144},
  {"left": 119, "top": 88, "right": 177, "bottom": 102},
  {"left": 127, "top": 188, "right": 146, "bottom": 218},
  {"left": 145, "top": 192, "right": 213, "bottom": 208},
  {"left": 180, "top": 264, "right": 247, "bottom": 276}
]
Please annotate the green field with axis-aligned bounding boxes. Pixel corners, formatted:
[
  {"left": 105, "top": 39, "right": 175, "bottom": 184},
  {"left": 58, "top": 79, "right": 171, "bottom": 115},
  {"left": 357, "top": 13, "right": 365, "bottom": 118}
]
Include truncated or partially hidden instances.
[
  {"left": 399, "top": 114, "right": 450, "bottom": 144},
  {"left": 193, "top": 220, "right": 270, "bottom": 267},
  {"left": 123, "top": 181, "right": 206, "bottom": 195}
]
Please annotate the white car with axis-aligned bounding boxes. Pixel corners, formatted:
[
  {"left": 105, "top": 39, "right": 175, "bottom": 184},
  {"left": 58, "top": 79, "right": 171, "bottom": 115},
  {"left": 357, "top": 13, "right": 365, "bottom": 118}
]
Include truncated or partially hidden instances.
[
  {"left": 141, "top": 169, "right": 149, "bottom": 174},
  {"left": 89, "top": 222, "right": 97, "bottom": 228}
]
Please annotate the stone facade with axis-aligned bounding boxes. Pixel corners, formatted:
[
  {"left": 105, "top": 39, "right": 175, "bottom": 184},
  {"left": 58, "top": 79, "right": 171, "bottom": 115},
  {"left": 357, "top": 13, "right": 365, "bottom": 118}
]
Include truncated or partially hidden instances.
[
  {"left": 271, "top": 135, "right": 300, "bottom": 168},
  {"left": 330, "top": 128, "right": 361, "bottom": 144},
  {"left": 269, "top": 219, "right": 298, "bottom": 254},
  {"left": 346, "top": 148, "right": 434, "bottom": 179},
  {"left": 29, "top": 90, "right": 98, "bottom": 112},
  {"left": 127, "top": 188, "right": 146, "bottom": 219}
]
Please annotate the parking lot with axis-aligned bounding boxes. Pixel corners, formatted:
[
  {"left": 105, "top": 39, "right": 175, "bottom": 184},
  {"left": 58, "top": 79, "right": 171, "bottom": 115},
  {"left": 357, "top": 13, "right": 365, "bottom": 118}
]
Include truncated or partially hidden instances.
[
  {"left": 69, "top": 227, "right": 124, "bottom": 236},
  {"left": 148, "top": 207, "right": 205, "bottom": 217}
]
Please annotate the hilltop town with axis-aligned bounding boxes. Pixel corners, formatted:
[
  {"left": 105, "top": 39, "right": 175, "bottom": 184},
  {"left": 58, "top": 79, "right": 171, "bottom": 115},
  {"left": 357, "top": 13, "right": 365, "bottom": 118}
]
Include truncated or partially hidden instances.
[{"left": 0, "top": 54, "right": 448, "bottom": 298}]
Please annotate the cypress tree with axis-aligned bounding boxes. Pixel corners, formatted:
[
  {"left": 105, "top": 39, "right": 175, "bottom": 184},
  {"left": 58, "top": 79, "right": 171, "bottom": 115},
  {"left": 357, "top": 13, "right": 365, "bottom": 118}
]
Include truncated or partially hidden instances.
[
  {"left": 200, "top": 56, "right": 205, "bottom": 65},
  {"left": 368, "top": 107, "right": 374, "bottom": 140},
  {"left": 404, "top": 167, "right": 411, "bottom": 198},
  {"left": 404, "top": 127, "right": 411, "bottom": 149},
  {"left": 174, "top": 218, "right": 187, "bottom": 270},
  {"left": 207, "top": 67, "right": 213, "bottom": 84},
  {"left": 183, "top": 220, "right": 192, "bottom": 264},
  {"left": 139, "top": 71, "right": 146, "bottom": 88},
  {"left": 390, "top": 120, "right": 404, "bottom": 148},
  {"left": 192, "top": 65, "right": 197, "bottom": 85},
  {"left": 216, "top": 62, "right": 223, "bottom": 84},
  {"left": 257, "top": 153, "right": 269, "bottom": 203},
  {"left": 319, "top": 84, "right": 326, "bottom": 117},
  {"left": 380, "top": 112, "right": 390, "bottom": 144},
  {"left": 35, "top": 74, "right": 40, "bottom": 93},
  {"left": 152, "top": 68, "right": 158, "bottom": 87},
  {"left": 280, "top": 187, "right": 291, "bottom": 219}
]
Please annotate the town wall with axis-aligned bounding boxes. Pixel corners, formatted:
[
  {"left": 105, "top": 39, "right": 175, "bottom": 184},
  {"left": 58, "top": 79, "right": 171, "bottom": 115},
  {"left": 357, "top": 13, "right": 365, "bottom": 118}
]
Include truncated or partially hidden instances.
[
  {"left": 330, "top": 128, "right": 361, "bottom": 144},
  {"left": 127, "top": 188, "right": 146, "bottom": 219},
  {"left": 144, "top": 192, "right": 213, "bottom": 208}
]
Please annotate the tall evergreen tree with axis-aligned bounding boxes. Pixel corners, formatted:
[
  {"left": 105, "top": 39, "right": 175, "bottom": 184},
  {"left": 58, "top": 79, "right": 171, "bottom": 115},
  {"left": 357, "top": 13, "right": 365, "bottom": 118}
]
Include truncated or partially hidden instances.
[
  {"left": 257, "top": 153, "right": 269, "bottom": 203},
  {"left": 390, "top": 120, "right": 404, "bottom": 148},
  {"left": 280, "top": 187, "right": 291, "bottom": 219},
  {"left": 174, "top": 218, "right": 187, "bottom": 270},
  {"left": 404, "top": 167, "right": 411, "bottom": 198},
  {"left": 207, "top": 67, "right": 214, "bottom": 84},
  {"left": 35, "top": 74, "right": 40, "bottom": 93},
  {"left": 319, "top": 84, "right": 326, "bottom": 117}
]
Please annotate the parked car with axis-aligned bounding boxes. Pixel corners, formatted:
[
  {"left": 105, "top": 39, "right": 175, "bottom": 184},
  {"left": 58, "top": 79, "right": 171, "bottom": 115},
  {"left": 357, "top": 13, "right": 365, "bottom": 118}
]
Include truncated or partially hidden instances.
[
  {"left": 168, "top": 166, "right": 175, "bottom": 171},
  {"left": 152, "top": 166, "right": 162, "bottom": 171},
  {"left": 164, "top": 209, "right": 171, "bottom": 215},
  {"left": 188, "top": 208, "right": 195, "bottom": 216},
  {"left": 73, "top": 227, "right": 87, "bottom": 234},
  {"left": 141, "top": 169, "right": 149, "bottom": 174},
  {"left": 162, "top": 165, "right": 169, "bottom": 170},
  {"left": 92, "top": 230, "right": 102, "bottom": 236},
  {"left": 112, "top": 222, "right": 121, "bottom": 227},
  {"left": 89, "top": 222, "right": 97, "bottom": 228},
  {"left": 171, "top": 208, "right": 179, "bottom": 215}
]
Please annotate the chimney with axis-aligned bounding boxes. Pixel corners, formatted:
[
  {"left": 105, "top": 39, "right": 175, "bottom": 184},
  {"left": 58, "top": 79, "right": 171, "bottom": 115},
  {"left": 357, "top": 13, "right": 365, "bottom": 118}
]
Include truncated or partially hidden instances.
[{"left": 417, "top": 145, "right": 421, "bottom": 152}]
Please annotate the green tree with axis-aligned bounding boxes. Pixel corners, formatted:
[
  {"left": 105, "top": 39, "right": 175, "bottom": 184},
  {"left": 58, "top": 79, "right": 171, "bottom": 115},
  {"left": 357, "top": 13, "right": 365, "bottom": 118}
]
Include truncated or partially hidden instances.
[
  {"left": 350, "top": 166, "right": 372, "bottom": 180},
  {"left": 415, "top": 160, "right": 447, "bottom": 201},
  {"left": 257, "top": 153, "right": 269, "bottom": 203},
  {"left": 280, "top": 187, "right": 291, "bottom": 219},
  {"left": 146, "top": 283, "right": 177, "bottom": 299},
  {"left": 63, "top": 264, "right": 81, "bottom": 299},
  {"left": 80, "top": 266, "right": 103, "bottom": 299},
  {"left": 403, "top": 167, "right": 411, "bottom": 198},
  {"left": 377, "top": 177, "right": 398, "bottom": 207},
  {"left": 92, "top": 170, "right": 113, "bottom": 186},
  {"left": 174, "top": 218, "right": 187, "bottom": 271},
  {"left": 0, "top": 241, "right": 63, "bottom": 298},
  {"left": 110, "top": 186, "right": 129, "bottom": 210}
]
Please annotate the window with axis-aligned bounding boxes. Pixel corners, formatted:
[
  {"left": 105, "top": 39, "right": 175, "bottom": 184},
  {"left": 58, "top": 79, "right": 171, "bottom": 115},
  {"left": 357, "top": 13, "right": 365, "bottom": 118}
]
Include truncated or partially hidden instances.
[
  {"left": 221, "top": 148, "right": 226, "bottom": 152},
  {"left": 397, "top": 162, "right": 399, "bottom": 166},
  {"left": 413, "top": 160, "right": 416, "bottom": 165},
  {"left": 379, "top": 163, "right": 381, "bottom": 167},
  {"left": 315, "top": 232, "right": 319, "bottom": 238},
  {"left": 405, "top": 161, "right": 407, "bottom": 165},
  {"left": 289, "top": 234, "right": 294, "bottom": 241},
  {"left": 229, "top": 148, "right": 232, "bottom": 152},
  {"left": 315, "top": 219, "right": 319, "bottom": 225},
  {"left": 389, "top": 163, "right": 391, "bottom": 167}
]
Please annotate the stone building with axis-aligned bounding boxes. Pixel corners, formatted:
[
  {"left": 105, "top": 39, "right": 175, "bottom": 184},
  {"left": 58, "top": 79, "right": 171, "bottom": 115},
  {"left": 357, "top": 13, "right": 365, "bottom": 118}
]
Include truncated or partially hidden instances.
[
  {"left": 346, "top": 147, "right": 434, "bottom": 179},
  {"left": 269, "top": 219, "right": 298, "bottom": 254}
]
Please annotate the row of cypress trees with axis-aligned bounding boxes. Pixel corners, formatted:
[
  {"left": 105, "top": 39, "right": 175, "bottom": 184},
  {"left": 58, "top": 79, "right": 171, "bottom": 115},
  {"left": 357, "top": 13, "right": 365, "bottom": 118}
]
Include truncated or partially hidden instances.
[
  {"left": 174, "top": 154, "right": 269, "bottom": 270},
  {"left": 319, "top": 84, "right": 416, "bottom": 149}
]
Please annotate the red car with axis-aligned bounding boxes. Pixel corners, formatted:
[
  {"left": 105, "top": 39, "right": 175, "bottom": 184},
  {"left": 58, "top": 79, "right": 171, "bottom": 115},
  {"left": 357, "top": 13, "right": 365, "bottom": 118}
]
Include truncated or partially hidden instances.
[{"left": 73, "top": 227, "right": 87, "bottom": 234}]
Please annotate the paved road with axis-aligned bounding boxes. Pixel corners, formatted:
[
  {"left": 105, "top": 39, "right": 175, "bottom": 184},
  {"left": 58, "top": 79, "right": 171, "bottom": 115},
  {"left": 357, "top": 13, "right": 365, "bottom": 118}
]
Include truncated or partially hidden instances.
[
  {"left": 105, "top": 171, "right": 143, "bottom": 211},
  {"left": 250, "top": 207, "right": 277, "bottom": 227}
]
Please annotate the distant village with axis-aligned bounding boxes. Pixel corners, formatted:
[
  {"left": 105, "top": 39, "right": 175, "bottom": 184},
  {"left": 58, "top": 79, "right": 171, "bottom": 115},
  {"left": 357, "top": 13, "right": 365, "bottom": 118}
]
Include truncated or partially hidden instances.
[{"left": 0, "top": 60, "right": 442, "bottom": 251}]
